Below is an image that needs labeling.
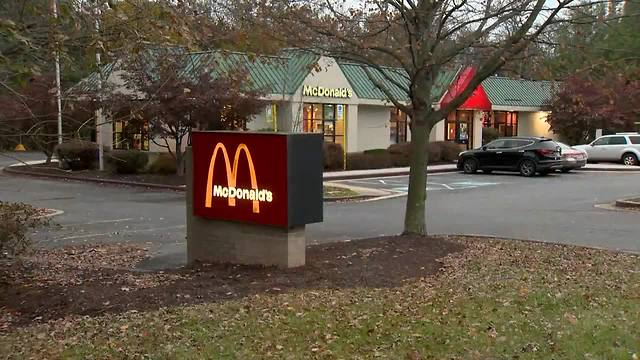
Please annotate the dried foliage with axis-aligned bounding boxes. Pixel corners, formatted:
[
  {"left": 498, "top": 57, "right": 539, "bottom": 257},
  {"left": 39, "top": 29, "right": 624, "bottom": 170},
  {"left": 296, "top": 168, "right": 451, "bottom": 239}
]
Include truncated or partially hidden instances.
[
  {"left": 546, "top": 71, "right": 640, "bottom": 144},
  {"left": 0, "top": 202, "right": 50, "bottom": 257},
  {"left": 1, "top": 236, "right": 638, "bottom": 358}
]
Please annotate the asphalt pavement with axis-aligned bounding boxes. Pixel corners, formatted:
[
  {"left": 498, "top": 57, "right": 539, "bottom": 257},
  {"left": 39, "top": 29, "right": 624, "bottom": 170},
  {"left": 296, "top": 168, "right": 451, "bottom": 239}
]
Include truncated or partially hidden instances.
[{"left": 1, "top": 152, "right": 639, "bottom": 269}]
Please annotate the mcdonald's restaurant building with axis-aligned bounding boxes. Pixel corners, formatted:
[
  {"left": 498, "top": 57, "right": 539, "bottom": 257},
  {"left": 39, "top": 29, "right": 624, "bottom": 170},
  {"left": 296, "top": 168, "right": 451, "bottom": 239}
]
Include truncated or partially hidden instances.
[{"left": 81, "top": 50, "right": 558, "bottom": 154}]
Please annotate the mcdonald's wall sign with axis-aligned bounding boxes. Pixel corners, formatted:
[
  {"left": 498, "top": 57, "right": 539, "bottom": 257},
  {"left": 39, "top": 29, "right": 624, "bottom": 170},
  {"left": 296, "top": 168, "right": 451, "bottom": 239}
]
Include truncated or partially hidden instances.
[{"left": 191, "top": 131, "right": 323, "bottom": 228}]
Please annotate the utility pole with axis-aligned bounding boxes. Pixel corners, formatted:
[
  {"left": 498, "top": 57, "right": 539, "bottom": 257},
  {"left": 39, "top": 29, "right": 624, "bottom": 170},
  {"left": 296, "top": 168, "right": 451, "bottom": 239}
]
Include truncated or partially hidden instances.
[
  {"left": 94, "top": 0, "right": 104, "bottom": 171},
  {"left": 52, "top": 0, "right": 63, "bottom": 145}
]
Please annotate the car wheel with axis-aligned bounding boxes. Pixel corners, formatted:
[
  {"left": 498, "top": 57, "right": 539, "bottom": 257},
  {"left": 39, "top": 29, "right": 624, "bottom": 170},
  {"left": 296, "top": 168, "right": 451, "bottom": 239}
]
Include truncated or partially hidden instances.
[
  {"left": 519, "top": 159, "right": 537, "bottom": 177},
  {"left": 462, "top": 157, "right": 479, "bottom": 174},
  {"left": 622, "top": 153, "right": 638, "bottom": 166},
  {"left": 482, "top": 169, "right": 493, "bottom": 174}
]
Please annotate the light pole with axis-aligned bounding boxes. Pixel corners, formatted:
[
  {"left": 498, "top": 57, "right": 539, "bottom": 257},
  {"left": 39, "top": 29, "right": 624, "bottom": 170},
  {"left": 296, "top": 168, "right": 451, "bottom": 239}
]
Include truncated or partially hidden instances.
[
  {"left": 94, "top": 0, "right": 104, "bottom": 171},
  {"left": 52, "top": 0, "right": 63, "bottom": 145}
]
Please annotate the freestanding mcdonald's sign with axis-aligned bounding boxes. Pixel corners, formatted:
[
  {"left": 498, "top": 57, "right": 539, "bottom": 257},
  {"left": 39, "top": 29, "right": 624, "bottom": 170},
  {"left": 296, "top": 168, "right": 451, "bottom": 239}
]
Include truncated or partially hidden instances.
[{"left": 191, "top": 131, "right": 323, "bottom": 228}]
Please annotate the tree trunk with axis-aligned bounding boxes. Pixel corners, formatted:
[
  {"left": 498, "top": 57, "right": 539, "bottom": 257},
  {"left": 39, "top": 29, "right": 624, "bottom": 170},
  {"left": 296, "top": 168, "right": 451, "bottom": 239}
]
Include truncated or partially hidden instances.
[
  {"left": 45, "top": 152, "right": 53, "bottom": 165},
  {"left": 175, "top": 142, "right": 184, "bottom": 177},
  {"left": 403, "top": 111, "right": 432, "bottom": 235}
]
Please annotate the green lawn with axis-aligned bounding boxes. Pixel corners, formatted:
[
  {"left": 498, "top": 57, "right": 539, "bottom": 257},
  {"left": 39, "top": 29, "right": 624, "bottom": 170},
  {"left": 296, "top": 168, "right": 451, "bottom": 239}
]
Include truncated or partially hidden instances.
[
  {"left": 323, "top": 185, "right": 359, "bottom": 199},
  {"left": 2, "top": 238, "right": 639, "bottom": 359}
]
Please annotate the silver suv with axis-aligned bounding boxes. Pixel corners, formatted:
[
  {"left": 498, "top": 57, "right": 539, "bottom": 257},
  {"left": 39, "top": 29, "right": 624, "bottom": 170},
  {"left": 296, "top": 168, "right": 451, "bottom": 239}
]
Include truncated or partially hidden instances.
[{"left": 574, "top": 133, "right": 640, "bottom": 165}]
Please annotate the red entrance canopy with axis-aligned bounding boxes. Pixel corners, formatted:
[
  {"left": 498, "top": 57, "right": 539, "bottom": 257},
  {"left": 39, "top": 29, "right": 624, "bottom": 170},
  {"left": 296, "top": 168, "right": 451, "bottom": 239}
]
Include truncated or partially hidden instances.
[{"left": 440, "top": 67, "right": 492, "bottom": 111}]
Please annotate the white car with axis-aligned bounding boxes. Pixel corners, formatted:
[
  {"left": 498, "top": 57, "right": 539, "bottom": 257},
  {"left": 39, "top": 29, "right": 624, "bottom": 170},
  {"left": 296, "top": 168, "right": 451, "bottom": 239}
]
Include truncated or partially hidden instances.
[{"left": 574, "top": 133, "right": 640, "bottom": 166}]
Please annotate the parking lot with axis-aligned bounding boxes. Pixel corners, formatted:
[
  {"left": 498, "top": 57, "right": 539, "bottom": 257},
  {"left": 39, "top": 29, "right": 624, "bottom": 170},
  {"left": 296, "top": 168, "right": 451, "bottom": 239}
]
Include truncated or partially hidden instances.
[
  {"left": 334, "top": 173, "right": 503, "bottom": 193},
  {"left": 2, "top": 154, "right": 640, "bottom": 268}
]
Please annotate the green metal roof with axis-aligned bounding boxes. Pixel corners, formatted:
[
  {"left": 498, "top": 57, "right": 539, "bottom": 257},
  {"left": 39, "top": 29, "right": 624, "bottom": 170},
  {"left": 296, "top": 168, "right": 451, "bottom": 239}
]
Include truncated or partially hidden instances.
[
  {"left": 481, "top": 76, "right": 555, "bottom": 108},
  {"left": 338, "top": 62, "right": 459, "bottom": 102},
  {"left": 72, "top": 48, "right": 320, "bottom": 96}
]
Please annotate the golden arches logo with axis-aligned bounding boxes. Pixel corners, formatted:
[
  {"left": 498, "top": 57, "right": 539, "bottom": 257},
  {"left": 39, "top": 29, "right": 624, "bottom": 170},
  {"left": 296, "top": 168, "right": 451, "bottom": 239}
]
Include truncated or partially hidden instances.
[{"left": 205, "top": 142, "right": 263, "bottom": 213}]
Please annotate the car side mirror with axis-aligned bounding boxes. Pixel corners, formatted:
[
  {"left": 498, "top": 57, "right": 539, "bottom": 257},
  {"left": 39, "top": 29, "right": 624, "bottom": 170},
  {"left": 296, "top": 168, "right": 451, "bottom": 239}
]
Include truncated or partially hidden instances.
[
  {"left": 590, "top": 143, "right": 594, "bottom": 146},
  {"left": 482, "top": 146, "right": 487, "bottom": 151}
]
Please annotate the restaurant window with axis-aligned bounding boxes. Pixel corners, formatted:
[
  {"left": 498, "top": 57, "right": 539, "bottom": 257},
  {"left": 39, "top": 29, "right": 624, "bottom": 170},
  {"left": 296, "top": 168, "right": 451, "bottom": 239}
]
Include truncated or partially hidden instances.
[
  {"left": 265, "top": 103, "right": 278, "bottom": 131},
  {"left": 113, "top": 120, "right": 150, "bottom": 151},
  {"left": 390, "top": 108, "right": 408, "bottom": 144},
  {"left": 303, "top": 103, "right": 345, "bottom": 146},
  {"left": 491, "top": 111, "right": 518, "bottom": 137},
  {"left": 445, "top": 110, "right": 473, "bottom": 149}
]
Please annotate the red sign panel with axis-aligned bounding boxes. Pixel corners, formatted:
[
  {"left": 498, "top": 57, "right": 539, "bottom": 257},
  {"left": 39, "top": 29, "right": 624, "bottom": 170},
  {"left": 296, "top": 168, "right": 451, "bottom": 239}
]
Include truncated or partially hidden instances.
[
  {"left": 192, "top": 132, "right": 288, "bottom": 227},
  {"left": 440, "top": 66, "right": 492, "bottom": 111}
]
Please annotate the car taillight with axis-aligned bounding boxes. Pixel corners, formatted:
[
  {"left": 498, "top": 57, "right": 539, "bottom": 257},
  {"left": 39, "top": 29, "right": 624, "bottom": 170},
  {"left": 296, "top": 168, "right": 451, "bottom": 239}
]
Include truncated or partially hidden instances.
[{"left": 536, "top": 148, "right": 556, "bottom": 157}]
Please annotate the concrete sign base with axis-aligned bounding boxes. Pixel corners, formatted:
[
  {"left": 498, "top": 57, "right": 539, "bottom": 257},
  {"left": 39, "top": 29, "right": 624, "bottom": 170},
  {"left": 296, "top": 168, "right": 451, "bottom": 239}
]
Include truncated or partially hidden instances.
[{"left": 186, "top": 148, "right": 306, "bottom": 268}]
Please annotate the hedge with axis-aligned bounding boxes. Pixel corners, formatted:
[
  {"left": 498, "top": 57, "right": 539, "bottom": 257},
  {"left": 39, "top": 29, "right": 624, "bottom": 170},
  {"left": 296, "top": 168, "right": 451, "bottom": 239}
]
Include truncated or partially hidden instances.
[
  {"left": 148, "top": 153, "right": 178, "bottom": 175},
  {"left": 323, "top": 142, "right": 344, "bottom": 171},
  {"left": 55, "top": 140, "right": 99, "bottom": 171},
  {"left": 106, "top": 150, "right": 149, "bottom": 174}
]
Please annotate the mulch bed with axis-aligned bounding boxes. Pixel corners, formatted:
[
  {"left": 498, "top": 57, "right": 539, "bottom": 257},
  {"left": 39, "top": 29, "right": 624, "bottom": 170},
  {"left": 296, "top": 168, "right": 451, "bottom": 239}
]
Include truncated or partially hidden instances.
[
  {"left": 0, "top": 235, "right": 463, "bottom": 331},
  {"left": 8, "top": 163, "right": 185, "bottom": 186}
]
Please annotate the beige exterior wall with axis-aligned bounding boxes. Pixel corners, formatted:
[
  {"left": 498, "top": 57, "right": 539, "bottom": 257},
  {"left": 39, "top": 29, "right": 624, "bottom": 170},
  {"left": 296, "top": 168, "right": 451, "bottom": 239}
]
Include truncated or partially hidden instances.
[
  {"left": 430, "top": 120, "right": 445, "bottom": 142},
  {"left": 148, "top": 135, "right": 189, "bottom": 153},
  {"left": 247, "top": 105, "right": 276, "bottom": 131},
  {"left": 357, "top": 105, "right": 391, "bottom": 151},
  {"left": 290, "top": 56, "right": 361, "bottom": 134},
  {"left": 518, "top": 111, "right": 557, "bottom": 140},
  {"left": 472, "top": 111, "right": 483, "bottom": 149},
  {"left": 346, "top": 104, "right": 359, "bottom": 152}
]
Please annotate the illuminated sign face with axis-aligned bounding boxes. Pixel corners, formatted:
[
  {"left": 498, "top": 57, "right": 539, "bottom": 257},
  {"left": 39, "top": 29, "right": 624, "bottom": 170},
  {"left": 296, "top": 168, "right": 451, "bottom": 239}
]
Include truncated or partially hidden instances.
[
  {"left": 303, "top": 85, "right": 353, "bottom": 98},
  {"left": 192, "top": 131, "right": 323, "bottom": 227},
  {"left": 204, "top": 142, "right": 272, "bottom": 214}
]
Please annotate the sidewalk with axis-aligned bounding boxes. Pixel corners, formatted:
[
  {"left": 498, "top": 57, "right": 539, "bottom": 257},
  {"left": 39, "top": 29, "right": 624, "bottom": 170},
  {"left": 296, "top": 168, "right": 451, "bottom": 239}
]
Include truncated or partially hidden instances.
[
  {"left": 324, "top": 164, "right": 456, "bottom": 181},
  {"left": 578, "top": 163, "right": 640, "bottom": 171}
]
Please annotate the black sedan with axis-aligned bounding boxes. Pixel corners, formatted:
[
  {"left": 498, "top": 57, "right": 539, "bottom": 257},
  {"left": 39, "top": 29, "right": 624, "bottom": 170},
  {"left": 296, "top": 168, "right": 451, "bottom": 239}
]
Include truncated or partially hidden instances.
[{"left": 457, "top": 137, "right": 563, "bottom": 177}]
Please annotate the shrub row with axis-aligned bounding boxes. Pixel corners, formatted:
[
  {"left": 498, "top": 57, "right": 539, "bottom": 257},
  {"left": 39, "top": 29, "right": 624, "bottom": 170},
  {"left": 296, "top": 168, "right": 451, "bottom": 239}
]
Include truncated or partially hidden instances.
[
  {"left": 57, "top": 139, "right": 461, "bottom": 174},
  {"left": 323, "top": 140, "right": 462, "bottom": 171},
  {"left": 54, "top": 141, "right": 176, "bottom": 174}
]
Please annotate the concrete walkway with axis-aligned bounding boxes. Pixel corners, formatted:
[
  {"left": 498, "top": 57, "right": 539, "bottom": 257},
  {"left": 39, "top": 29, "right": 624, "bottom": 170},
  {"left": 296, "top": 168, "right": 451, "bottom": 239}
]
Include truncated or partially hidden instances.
[
  {"left": 580, "top": 163, "right": 640, "bottom": 171},
  {"left": 324, "top": 164, "right": 456, "bottom": 180}
]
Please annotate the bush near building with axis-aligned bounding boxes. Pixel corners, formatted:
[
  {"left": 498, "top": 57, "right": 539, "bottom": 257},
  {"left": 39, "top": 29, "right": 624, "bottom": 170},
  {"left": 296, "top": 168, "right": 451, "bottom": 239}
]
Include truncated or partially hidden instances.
[
  {"left": 0, "top": 201, "right": 50, "bottom": 257},
  {"left": 344, "top": 141, "right": 461, "bottom": 170},
  {"left": 148, "top": 153, "right": 178, "bottom": 175},
  {"left": 323, "top": 142, "right": 344, "bottom": 170},
  {"left": 54, "top": 140, "right": 99, "bottom": 171},
  {"left": 106, "top": 150, "right": 149, "bottom": 174},
  {"left": 482, "top": 127, "right": 500, "bottom": 145}
]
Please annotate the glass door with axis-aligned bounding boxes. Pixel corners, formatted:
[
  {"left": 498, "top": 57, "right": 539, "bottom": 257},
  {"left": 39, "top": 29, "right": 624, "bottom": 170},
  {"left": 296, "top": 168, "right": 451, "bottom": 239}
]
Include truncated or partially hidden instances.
[{"left": 446, "top": 111, "right": 473, "bottom": 150}]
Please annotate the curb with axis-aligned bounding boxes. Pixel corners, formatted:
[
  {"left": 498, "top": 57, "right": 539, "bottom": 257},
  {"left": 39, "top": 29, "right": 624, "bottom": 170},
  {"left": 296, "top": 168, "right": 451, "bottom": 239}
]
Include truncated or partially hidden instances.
[
  {"left": 4, "top": 163, "right": 457, "bottom": 190},
  {"left": 615, "top": 198, "right": 640, "bottom": 209},
  {"left": 323, "top": 167, "right": 457, "bottom": 181},
  {"left": 3, "top": 166, "right": 394, "bottom": 202},
  {"left": 576, "top": 166, "right": 640, "bottom": 172},
  {"left": 323, "top": 194, "right": 373, "bottom": 202},
  {"left": 3, "top": 166, "right": 186, "bottom": 191}
]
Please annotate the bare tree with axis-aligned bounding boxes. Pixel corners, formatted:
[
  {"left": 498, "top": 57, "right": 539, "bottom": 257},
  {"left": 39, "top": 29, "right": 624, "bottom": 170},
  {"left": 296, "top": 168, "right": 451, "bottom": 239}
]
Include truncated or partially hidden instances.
[
  {"left": 0, "top": 74, "right": 93, "bottom": 162},
  {"left": 264, "top": 0, "right": 586, "bottom": 235},
  {"left": 110, "top": 50, "right": 265, "bottom": 176}
]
